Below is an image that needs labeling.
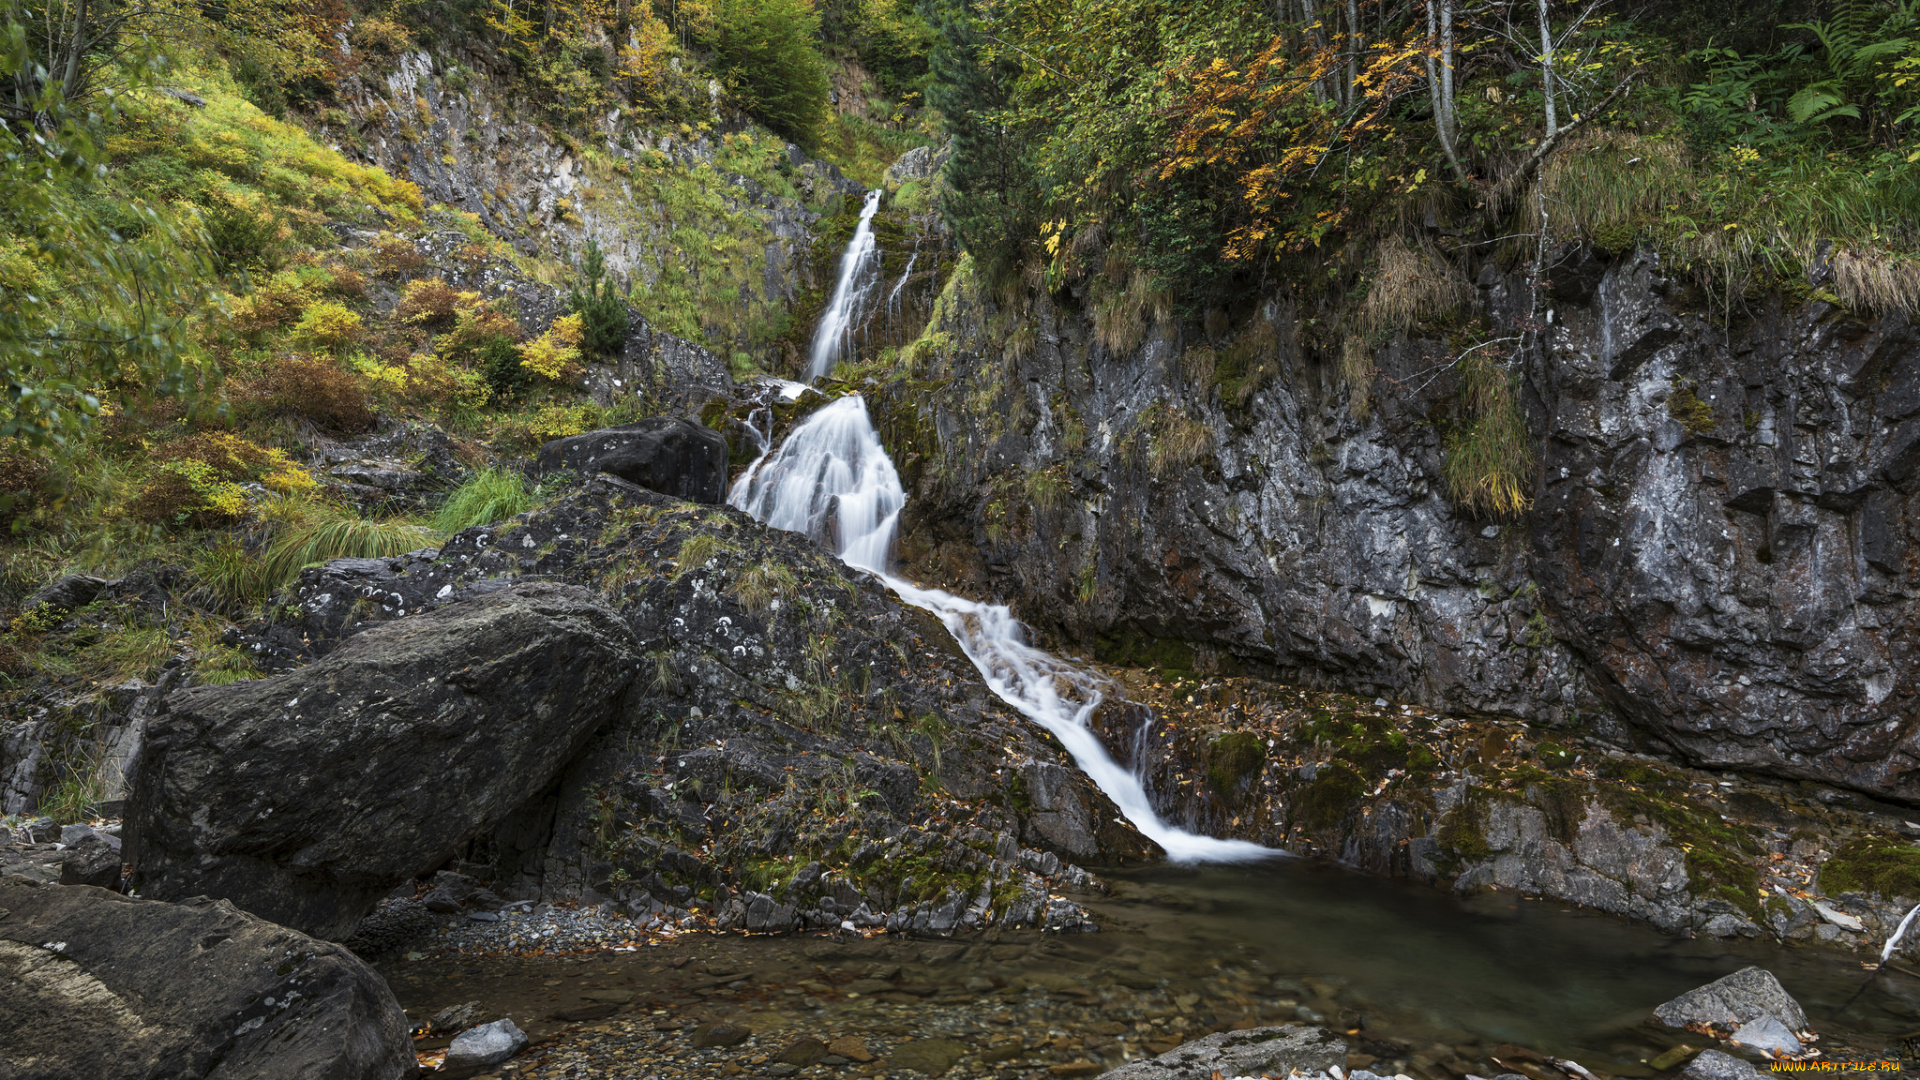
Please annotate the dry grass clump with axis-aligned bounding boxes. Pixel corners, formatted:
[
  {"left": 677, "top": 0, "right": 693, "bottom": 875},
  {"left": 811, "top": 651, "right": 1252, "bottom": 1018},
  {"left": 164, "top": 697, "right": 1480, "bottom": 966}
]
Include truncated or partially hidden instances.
[
  {"left": 1341, "top": 336, "right": 1377, "bottom": 419},
  {"left": 1362, "top": 236, "right": 1474, "bottom": 336},
  {"left": 1535, "top": 131, "right": 1690, "bottom": 253},
  {"left": 1443, "top": 349, "right": 1532, "bottom": 518},
  {"left": 730, "top": 560, "right": 798, "bottom": 613},
  {"left": 1129, "top": 400, "right": 1215, "bottom": 480},
  {"left": 1831, "top": 248, "right": 1920, "bottom": 316}
]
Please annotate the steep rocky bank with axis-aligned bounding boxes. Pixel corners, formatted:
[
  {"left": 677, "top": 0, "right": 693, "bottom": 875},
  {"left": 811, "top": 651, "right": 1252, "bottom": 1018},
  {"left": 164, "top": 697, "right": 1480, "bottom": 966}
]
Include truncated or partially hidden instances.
[
  {"left": 876, "top": 249, "right": 1919, "bottom": 808},
  {"left": 229, "top": 473, "right": 1154, "bottom": 940}
]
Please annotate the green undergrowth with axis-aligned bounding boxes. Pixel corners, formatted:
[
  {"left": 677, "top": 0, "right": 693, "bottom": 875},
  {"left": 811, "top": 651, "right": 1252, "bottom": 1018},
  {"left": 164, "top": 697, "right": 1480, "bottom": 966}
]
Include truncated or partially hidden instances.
[
  {"left": 603, "top": 130, "right": 826, "bottom": 366},
  {"left": 433, "top": 468, "right": 534, "bottom": 533},
  {"left": 1820, "top": 837, "right": 1920, "bottom": 900}
]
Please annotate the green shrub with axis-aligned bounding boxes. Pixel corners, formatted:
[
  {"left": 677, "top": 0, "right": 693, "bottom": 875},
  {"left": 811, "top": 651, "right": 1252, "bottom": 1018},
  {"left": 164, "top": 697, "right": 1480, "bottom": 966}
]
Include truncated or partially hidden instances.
[
  {"left": 480, "top": 336, "right": 530, "bottom": 401},
  {"left": 569, "top": 239, "right": 628, "bottom": 357},
  {"left": 203, "top": 199, "right": 285, "bottom": 273},
  {"left": 433, "top": 468, "right": 533, "bottom": 533}
]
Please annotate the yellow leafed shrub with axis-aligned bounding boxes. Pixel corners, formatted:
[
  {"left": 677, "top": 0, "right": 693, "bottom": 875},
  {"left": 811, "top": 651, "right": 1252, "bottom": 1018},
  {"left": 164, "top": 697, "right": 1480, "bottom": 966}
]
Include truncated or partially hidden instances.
[{"left": 519, "top": 313, "right": 586, "bottom": 381}]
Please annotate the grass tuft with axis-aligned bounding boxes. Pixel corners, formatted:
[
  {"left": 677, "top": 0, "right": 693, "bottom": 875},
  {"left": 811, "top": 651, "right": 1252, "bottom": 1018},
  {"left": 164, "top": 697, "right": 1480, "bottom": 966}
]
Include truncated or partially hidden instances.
[
  {"left": 433, "top": 467, "right": 533, "bottom": 533},
  {"left": 1443, "top": 349, "right": 1532, "bottom": 519}
]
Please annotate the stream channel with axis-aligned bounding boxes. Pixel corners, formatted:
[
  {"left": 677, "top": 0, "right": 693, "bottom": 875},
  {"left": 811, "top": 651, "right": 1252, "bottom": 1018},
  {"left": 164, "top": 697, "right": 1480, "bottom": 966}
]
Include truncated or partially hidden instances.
[
  {"left": 391, "top": 198, "right": 1920, "bottom": 1078},
  {"left": 385, "top": 858, "right": 1920, "bottom": 1078}
]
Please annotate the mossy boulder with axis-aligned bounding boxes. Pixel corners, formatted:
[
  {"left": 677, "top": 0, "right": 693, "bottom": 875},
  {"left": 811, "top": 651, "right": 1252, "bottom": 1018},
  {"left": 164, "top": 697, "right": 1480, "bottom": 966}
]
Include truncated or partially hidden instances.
[
  {"left": 1207, "top": 731, "right": 1266, "bottom": 799},
  {"left": 1820, "top": 837, "right": 1920, "bottom": 900}
]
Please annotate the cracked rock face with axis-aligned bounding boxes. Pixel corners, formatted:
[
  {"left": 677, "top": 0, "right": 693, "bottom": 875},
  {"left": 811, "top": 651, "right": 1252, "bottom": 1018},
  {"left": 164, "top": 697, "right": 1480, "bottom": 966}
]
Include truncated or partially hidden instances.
[
  {"left": 883, "top": 245, "right": 1919, "bottom": 801},
  {"left": 237, "top": 477, "right": 1153, "bottom": 938},
  {"left": 126, "top": 582, "right": 640, "bottom": 940},
  {"left": 0, "top": 878, "right": 414, "bottom": 1080}
]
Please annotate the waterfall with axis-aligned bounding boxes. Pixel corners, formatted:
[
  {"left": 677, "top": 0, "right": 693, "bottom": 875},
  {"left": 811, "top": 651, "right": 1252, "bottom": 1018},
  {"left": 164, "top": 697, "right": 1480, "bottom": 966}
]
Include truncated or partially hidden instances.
[
  {"left": 806, "top": 190, "right": 885, "bottom": 381},
  {"left": 732, "top": 395, "right": 1273, "bottom": 864}
]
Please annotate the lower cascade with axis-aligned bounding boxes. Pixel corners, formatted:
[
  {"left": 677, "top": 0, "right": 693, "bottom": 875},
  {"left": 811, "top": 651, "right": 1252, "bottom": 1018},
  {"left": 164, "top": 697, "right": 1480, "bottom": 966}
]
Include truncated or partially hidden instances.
[{"left": 732, "top": 394, "right": 1272, "bottom": 863}]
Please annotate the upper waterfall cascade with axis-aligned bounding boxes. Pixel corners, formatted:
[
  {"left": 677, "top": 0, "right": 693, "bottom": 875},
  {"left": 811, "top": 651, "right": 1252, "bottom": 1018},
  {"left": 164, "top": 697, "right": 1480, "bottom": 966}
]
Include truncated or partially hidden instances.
[
  {"left": 732, "top": 393, "right": 1272, "bottom": 861},
  {"left": 805, "top": 189, "right": 885, "bottom": 381}
]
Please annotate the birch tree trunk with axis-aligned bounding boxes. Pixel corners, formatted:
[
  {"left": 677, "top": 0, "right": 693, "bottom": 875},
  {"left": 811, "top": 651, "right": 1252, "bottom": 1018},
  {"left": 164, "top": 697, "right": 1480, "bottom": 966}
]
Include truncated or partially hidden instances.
[
  {"left": 1425, "top": 0, "right": 1465, "bottom": 179},
  {"left": 1538, "top": 0, "right": 1558, "bottom": 138}
]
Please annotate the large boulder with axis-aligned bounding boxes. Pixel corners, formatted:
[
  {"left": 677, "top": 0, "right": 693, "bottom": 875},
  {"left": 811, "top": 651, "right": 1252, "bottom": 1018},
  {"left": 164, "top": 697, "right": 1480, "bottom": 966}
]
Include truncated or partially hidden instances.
[
  {"left": 233, "top": 477, "right": 1155, "bottom": 935},
  {"left": 1652, "top": 966, "right": 1809, "bottom": 1036},
  {"left": 126, "top": 582, "right": 638, "bottom": 940},
  {"left": 1096, "top": 1026, "right": 1346, "bottom": 1080},
  {"left": 0, "top": 877, "right": 414, "bottom": 1080},
  {"left": 536, "top": 418, "right": 728, "bottom": 503}
]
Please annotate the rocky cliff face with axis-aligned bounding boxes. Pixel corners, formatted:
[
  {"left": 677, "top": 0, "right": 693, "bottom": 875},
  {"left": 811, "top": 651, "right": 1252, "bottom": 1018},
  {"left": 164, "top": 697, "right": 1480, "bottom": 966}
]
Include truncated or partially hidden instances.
[
  {"left": 877, "top": 247, "right": 1919, "bottom": 803},
  {"left": 319, "top": 48, "right": 864, "bottom": 364}
]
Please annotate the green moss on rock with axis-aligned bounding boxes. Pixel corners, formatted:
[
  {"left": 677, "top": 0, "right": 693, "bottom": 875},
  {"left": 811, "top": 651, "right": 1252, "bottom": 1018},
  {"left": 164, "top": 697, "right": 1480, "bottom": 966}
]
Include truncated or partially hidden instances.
[
  {"left": 1207, "top": 731, "right": 1266, "bottom": 799},
  {"left": 1293, "top": 764, "right": 1365, "bottom": 832},
  {"left": 1821, "top": 837, "right": 1920, "bottom": 900}
]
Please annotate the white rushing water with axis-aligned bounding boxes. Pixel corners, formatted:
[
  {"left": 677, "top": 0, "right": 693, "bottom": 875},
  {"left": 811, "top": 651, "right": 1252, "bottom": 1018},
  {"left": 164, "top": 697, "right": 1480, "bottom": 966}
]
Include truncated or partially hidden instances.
[
  {"left": 805, "top": 189, "right": 885, "bottom": 381},
  {"left": 732, "top": 394, "right": 1273, "bottom": 863}
]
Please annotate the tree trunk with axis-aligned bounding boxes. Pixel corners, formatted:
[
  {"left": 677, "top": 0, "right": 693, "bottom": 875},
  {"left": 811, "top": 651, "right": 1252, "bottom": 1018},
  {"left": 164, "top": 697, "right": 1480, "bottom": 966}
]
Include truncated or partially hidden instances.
[
  {"left": 1345, "top": 0, "right": 1361, "bottom": 110},
  {"left": 1425, "top": 0, "right": 1465, "bottom": 179},
  {"left": 1538, "top": 0, "right": 1558, "bottom": 138}
]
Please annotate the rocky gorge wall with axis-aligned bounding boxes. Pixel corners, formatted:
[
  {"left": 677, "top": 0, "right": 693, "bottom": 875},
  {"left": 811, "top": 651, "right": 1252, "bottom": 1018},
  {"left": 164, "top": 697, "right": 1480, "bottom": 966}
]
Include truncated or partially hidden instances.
[
  {"left": 876, "top": 247, "right": 1920, "bottom": 805},
  {"left": 317, "top": 46, "right": 866, "bottom": 365}
]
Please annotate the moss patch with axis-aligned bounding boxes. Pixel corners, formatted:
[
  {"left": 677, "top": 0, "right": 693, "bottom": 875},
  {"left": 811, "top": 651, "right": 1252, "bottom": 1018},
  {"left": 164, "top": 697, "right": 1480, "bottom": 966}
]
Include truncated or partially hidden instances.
[
  {"left": 1821, "top": 837, "right": 1920, "bottom": 900},
  {"left": 1206, "top": 731, "right": 1266, "bottom": 799},
  {"left": 1292, "top": 764, "right": 1365, "bottom": 832},
  {"left": 1095, "top": 632, "right": 1197, "bottom": 679}
]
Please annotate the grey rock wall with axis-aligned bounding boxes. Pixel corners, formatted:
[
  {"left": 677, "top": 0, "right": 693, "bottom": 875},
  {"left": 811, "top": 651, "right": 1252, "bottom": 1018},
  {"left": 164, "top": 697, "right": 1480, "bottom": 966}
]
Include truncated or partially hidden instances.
[{"left": 881, "top": 246, "right": 1919, "bottom": 801}]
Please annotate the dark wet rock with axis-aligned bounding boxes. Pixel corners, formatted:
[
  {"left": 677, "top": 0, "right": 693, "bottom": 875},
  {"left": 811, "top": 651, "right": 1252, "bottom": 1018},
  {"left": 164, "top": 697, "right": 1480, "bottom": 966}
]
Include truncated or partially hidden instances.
[
  {"left": 884, "top": 246, "right": 1920, "bottom": 803},
  {"left": 311, "top": 424, "right": 469, "bottom": 511},
  {"left": 1097, "top": 1025, "right": 1347, "bottom": 1080},
  {"left": 342, "top": 897, "right": 440, "bottom": 960},
  {"left": 777, "top": 1038, "right": 829, "bottom": 1066},
  {"left": 0, "top": 876, "right": 414, "bottom": 1079},
  {"left": 245, "top": 476, "right": 1149, "bottom": 934},
  {"left": 126, "top": 582, "right": 639, "bottom": 939},
  {"left": 23, "top": 573, "right": 110, "bottom": 614},
  {"left": 58, "top": 834, "right": 120, "bottom": 890},
  {"left": 433, "top": 1000, "right": 482, "bottom": 1032},
  {"left": 889, "top": 1037, "right": 968, "bottom": 1075},
  {"left": 536, "top": 418, "right": 730, "bottom": 504},
  {"left": 1682, "top": 1050, "right": 1769, "bottom": 1080},
  {"left": 1652, "top": 966, "right": 1809, "bottom": 1035}
]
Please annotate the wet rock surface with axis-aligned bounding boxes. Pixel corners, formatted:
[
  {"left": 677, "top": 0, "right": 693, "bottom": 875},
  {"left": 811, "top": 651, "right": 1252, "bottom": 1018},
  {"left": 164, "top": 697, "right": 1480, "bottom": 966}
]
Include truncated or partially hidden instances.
[
  {"left": 0, "top": 876, "right": 414, "bottom": 1080},
  {"left": 537, "top": 418, "right": 731, "bottom": 504},
  {"left": 237, "top": 476, "right": 1150, "bottom": 942},
  {"left": 127, "top": 582, "right": 639, "bottom": 940},
  {"left": 878, "top": 245, "right": 1920, "bottom": 803},
  {"left": 1653, "top": 966, "right": 1810, "bottom": 1038},
  {"left": 1096, "top": 1025, "right": 1347, "bottom": 1080}
]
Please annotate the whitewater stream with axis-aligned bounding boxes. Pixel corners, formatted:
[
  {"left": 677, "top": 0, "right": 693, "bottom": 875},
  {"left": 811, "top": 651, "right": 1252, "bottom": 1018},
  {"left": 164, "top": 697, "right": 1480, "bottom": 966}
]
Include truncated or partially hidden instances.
[{"left": 731, "top": 392, "right": 1271, "bottom": 864}]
